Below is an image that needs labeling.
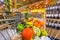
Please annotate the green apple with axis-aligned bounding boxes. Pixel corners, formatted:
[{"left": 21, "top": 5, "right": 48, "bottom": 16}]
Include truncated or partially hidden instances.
[{"left": 17, "top": 23, "right": 25, "bottom": 32}]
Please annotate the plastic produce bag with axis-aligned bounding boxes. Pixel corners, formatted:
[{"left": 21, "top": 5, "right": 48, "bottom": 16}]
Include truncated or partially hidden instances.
[
  {"left": 34, "top": 36, "right": 41, "bottom": 40},
  {"left": 41, "top": 36, "right": 51, "bottom": 40}
]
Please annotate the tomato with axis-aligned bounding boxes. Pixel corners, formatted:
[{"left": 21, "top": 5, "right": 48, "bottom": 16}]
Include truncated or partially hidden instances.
[{"left": 22, "top": 28, "right": 34, "bottom": 40}]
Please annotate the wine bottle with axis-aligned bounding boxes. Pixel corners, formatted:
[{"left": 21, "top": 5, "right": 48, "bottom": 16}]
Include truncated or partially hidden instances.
[
  {"left": 46, "top": 22, "right": 48, "bottom": 27},
  {"left": 51, "top": 20, "right": 54, "bottom": 28},
  {"left": 55, "top": 3, "right": 59, "bottom": 19},
  {"left": 53, "top": 4, "right": 56, "bottom": 19},
  {"left": 46, "top": 10, "right": 48, "bottom": 18},
  {"left": 58, "top": 8, "right": 60, "bottom": 19},
  {"left": 49, "top": 6, "right": 50, "bottom": 18},
  {"left": 53, "top": 10, "right": 55, "bottom": 19},
  {"left": 48, "top": 11, "right": 50, "bottom": 18},
  {"left": 50, "top": 20, "right": 52, "bottom": 28},
  {"left": 50, "top": 10, "right": 52, "bottom": 18},
  {"left": 55, "top": 21, "right": 58, "bottom": 29},
  {"left": 56, "top": 10, "right": 59, "bottom": 19},
  {"left": 49, "top": 20, "right": 51, "bottom": 28},
  {"left": 47, "top": 20, "right": 50, "bottom": 28},
  {"left": 51, "top": 10, "right": 53, "bottom": 19},
  {"left": 59, "top": 22, "right": 60, "bottom": 30},
  {"left": 56, "top": 22, "right": 59, "bottom": 30}
]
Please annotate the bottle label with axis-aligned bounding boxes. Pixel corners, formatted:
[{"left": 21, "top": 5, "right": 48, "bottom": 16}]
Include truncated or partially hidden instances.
[
  {"left": 46, "top": 14, "right": 48, "bottom": 17},
  {"left": 46, "top": 22, "right": 48, "bottom": 25},
  {"left": 49, "top": 23, "right": 51, "bottom": 25},
  {"left": 49, "top": 14, "right": 50, "bottom": 17},
  {"left": 55, "top": 23, "right": 57, "bottom": 27},
  {"left": 51, "top": 23, "right": 53, "bottom": 26},
  {"left": 50, "top": 14, "right": 51, "bottom": 17},
  {"left": 55, "top": 14, "right": 58, "bottom": 17},
  {"left": 52, "top": 14, "right": 54, "bottom": 17}
]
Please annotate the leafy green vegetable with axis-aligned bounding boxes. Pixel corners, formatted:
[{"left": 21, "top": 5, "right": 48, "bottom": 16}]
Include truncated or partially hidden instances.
[{"left": 25, "top": 13, "right": 29, "bottom": 20}]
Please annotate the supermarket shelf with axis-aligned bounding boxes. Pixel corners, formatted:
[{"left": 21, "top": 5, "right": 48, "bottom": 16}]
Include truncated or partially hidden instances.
[
  {"left": 0, "top": 22, "right": 17, "bottom": 30},
  {"left": 46, "top": 6, "right": 60, "bottom": 10},
  {"left": 46, "top": 26, "right": 60, "bottom": 30},
  {"left": 46, "top": 18, "right": 60, "bottom": 21},
  {"left": 0, "top": 18, "right": 20, "bottom": 21},
  {"left": 0, "top": 18, "right": 20, "bottom": 30},
  {"left": 0, "top": 24, "right": 11, "bottom": 30}
]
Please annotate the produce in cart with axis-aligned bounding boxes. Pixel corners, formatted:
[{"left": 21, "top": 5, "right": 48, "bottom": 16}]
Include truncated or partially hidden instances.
[{"left": 16, "top": 17, "right": 49, "bottom": 40}]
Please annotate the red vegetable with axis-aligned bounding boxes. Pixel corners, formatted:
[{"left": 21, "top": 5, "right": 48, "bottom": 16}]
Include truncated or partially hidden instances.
[{"left": 22, "top": 28, "right": 34, "bottom": 40}]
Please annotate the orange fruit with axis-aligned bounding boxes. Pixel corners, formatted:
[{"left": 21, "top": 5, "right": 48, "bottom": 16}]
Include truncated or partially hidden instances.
[
  {"left": 37, "top": 24, "right": 42, "bottom": 28},
  {"left": 33, "top": 21, "right": 38, "bottom": 26},
  {"left": 37, "top": 21, "right": 44, "bottom": 28},
  {"left": 35, "top": 20, "right": 39, "bottom": 22},
  {"left": 40, "top": 22, "right": 44, "bottom": 26}
]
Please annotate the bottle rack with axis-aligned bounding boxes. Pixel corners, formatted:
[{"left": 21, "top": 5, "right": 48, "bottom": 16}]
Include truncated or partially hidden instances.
[{"left": 46, "top": 3, "right": 60, "bottom": 39}]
